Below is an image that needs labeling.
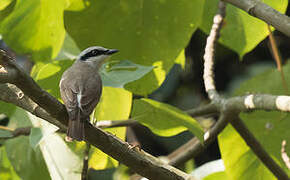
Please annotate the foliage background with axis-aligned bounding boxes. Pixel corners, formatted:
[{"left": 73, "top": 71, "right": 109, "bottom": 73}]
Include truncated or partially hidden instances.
[{"left": 0, "top": 0, "right": 290, "bottom": 179}]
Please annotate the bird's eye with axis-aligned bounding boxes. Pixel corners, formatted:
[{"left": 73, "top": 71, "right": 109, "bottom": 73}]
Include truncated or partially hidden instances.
[{"left": 92, "top": 50, "right": 98, "bottom": 55}]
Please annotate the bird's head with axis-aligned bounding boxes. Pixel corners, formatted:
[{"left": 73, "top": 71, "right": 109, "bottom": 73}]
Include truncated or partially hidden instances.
[{"left": 77, "top": 46, "right": 118, "bottom": 69}]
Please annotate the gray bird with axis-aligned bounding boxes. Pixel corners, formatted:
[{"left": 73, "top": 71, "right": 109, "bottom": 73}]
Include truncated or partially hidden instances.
[{"left": 59, "top": 46, "right": 118, "bottom": 141}]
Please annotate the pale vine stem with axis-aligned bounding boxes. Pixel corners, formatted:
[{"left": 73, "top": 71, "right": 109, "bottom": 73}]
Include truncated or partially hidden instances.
[{"left": 281, "top": 140, "right": 290, "bottom": 170}]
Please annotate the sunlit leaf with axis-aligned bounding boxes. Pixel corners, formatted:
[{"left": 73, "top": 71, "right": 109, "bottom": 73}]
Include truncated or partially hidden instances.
[
  {"left": 0, "top": 0, "right": 13, "bottom": 11},
  {"left": 203, "top": 172, "right": 229, "bottom": 180},
  {"left": 0, "top": 0, "right": 67, "bottom": 61},
  {"left": 64, "top": 0, "right": 204, "bottom": 95},
  {"left": 89, "top": 87, "right": 132, "bottom": 170},
  {"left": 131, "top": 98, "right": 204, "bottom": 141},
  {"left": 101, "top": 60, "right": 154, "bottom": 88},
  {"left": 0, "top": 147, "right": 20, "bottom": 180}
]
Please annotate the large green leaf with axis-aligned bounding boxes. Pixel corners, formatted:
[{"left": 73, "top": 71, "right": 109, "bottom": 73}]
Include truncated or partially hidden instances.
[
  {"left": 0, "top": 0, "right": 15, "bottom": 22},
  {"left": 0, "top": 128, "right": 13, "bottom": 138},
  {"left": 5, "top": 108, "right": 50, "bottom": 180},
  {"left": 203, "top": 172, "right": 228, "bottom": 180},
  {"left": 0, "top": 147, "right": 20, "bottom": 180},
  {"left": 200, "top": 0, "right": 288, "bottom": 58},
  {"left": 34, "top": 60, "right": 72, "bottom": 99},
  {"left": 101, "top": 60, "right": 154, "bottom": 88},
  {"left": 54, "top": 33, "right": 80, "bottom": 60},
  {"left": 64, "top": 0, "right": 204, "bottom": 95},
  {"left": 89, "top": 87, "right": 132, "bottom": 170},
  {"left": 219, "top": 63, "right": 290, "bottom": 179},
  {"left": 0, "top": 0, "right": 13, "bottom": 10},
  {"left": 131, "top": 98, "right": 204, "bottom": 141},
  {"left": 0, "top": 0, "right": 67, "bottom": 61},
  {"left": 0, "top": 101, "right": 15, "bottom": 117}
]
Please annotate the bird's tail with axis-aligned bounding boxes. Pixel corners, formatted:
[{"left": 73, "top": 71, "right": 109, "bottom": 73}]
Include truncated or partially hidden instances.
[{"left": 66, "top": 108, "right": 86, "bottom": 141}]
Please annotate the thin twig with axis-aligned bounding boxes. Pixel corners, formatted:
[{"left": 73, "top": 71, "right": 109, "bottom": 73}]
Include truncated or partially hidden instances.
[
  {"left": 267, "top": 25, "right": 288, "bottom": 94},
  {"left": 0, "top": 125, "right": 13, "bottom": 131},
  {"left": 231, "top": 117, "right": 289, "bottom": 180},
  {"left": 185, "top": 103, "right": 218, "bottom": 117},
  {"left": 95, "top": 119, "right": 138, "bottom": 129}
]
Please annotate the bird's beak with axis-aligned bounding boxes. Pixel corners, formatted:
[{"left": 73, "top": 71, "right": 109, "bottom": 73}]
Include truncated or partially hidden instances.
[{"left": 106, "top": 49, "right": 119, "bottom": 55}]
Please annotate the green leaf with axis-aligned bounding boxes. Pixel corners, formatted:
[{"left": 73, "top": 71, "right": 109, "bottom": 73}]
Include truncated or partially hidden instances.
[
  {"left": 113, "top": 164, "right": 130, "bottom": 180},
  {"left": 64, "top": 0, "right": 204, "bottom": 95},
  {"left": 89, "top": 87, "right": 132, "bottom": 170},
  {"left": 0, "top": 0, "right": 13, "bottom": 11},
  {"left": 175, "top": 49, "right": 186, "bottom": 69},
  {"left": 5, "top": 108, "right": 50, "bottom": 180},
  {"left": 219, "top": 64, "right": 290, "bottom": 179},
  {"left": 0, "top": 0, "right": 15, "bottom": 22},
  {"left": 29, "top": 128, "right": 43, "bottom": 149},
  {"left": 101, "top": 60, "right": 154, "bottom": 88},
  {"left": 54, "top": 33, "right": 80, "bottom": 60},
  {"left": 200, "top": 0, "right": 288, "bottom": 58},
  {"left": 35, "top": 60, "right": 73, "bottom": 99},
  {"left": 0, "top": 129, "right": 12, "bottom": 138},
  {"left": 0, "top": 98, "right": 16, "bottom": 117},
  {"left": 0, "top": 147, "right": 20, "bottom": 180},
  {"left": 203, "top": 172, "right": 229, "bottom": 180},
  {"left": 131, "top": 98, "right": 204, "bottom": 141},
  {"left": 0, "top": 0, "right": 67, "bottom": 61}
]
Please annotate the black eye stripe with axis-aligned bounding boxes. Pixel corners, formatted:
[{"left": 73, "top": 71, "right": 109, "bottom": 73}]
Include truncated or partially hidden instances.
[{"left": 80, "top": 49, "right": 106, "bottom": 61}]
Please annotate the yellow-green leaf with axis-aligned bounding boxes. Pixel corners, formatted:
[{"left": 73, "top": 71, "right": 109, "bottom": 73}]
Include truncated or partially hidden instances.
[{"left": 131, "top": 98, "right": 204, "bottom": 141}]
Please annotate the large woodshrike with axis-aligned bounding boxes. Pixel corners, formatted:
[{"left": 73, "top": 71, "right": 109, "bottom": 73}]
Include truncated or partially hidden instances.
[{"left": 59, "top": 46, "right": 118, "bottom": 141}]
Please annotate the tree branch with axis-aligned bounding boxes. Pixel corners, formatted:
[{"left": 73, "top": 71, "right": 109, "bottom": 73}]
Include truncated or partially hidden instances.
[
  {"left": 222, "top": 0, "right": 290, "bottom": 37},
  {"left": 0, "top": 49, "right": 196, "bottom": 180}
]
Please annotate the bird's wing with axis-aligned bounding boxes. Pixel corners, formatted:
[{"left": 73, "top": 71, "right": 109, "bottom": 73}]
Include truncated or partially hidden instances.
[
  {"left": 78, "top": 74, "right": 102, "bottom": 116},
  {"left": 60, "top": 77, "right": 78, "bottom": 111}
]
